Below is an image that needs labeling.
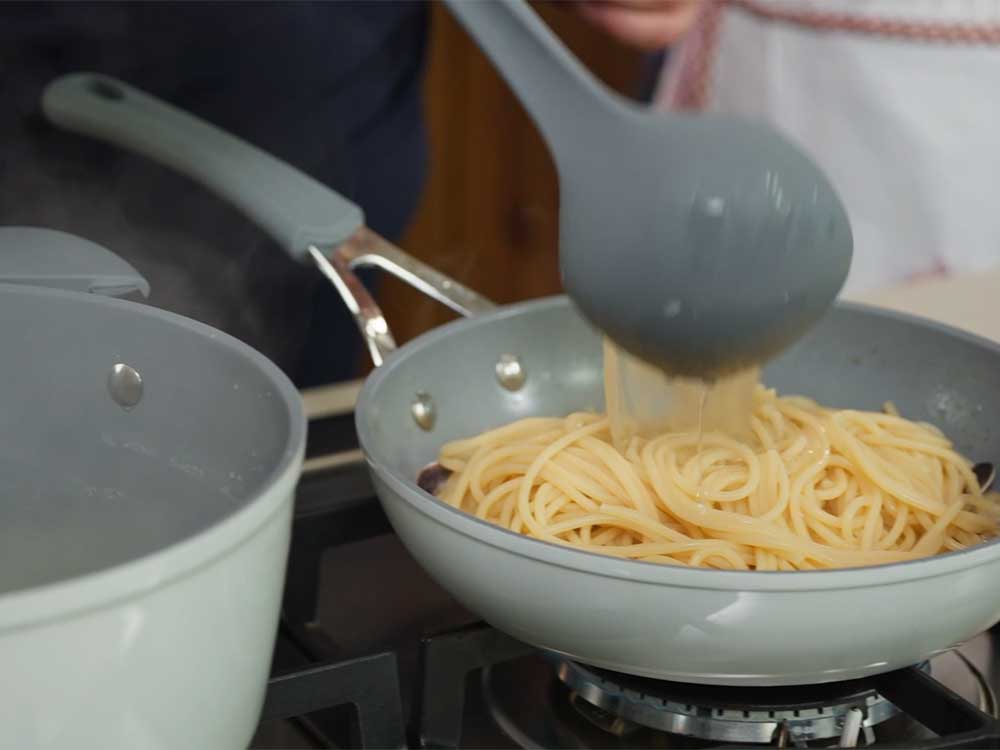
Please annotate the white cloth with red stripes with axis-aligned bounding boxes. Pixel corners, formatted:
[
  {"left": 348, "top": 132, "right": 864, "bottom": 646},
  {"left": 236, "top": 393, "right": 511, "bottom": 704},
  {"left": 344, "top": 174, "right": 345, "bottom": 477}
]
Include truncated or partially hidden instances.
[{"left": 654, "top": 0, "right": 1000, "bottom": 294}]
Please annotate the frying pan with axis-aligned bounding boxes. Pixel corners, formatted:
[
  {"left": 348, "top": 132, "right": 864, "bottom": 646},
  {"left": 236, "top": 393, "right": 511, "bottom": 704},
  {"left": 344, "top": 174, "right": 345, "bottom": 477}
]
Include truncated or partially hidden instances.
[
  {"left": 0, "top": 227, "right": 305, "bottom": 747},
  {"left": 43, "top": 73, "right": 1000, "bottom": 687}
]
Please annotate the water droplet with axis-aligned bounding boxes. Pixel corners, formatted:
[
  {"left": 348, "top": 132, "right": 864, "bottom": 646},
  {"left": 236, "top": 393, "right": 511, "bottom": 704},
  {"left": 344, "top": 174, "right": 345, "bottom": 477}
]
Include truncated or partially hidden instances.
[{"left": 663, "top": 299, "right": 683, "bottom": 318}]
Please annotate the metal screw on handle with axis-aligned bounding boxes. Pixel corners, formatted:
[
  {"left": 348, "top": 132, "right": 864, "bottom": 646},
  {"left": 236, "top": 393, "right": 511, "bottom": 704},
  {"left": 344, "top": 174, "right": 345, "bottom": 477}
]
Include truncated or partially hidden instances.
[{"left": 308, "top": 228, "right": 496, "bottom": 368}]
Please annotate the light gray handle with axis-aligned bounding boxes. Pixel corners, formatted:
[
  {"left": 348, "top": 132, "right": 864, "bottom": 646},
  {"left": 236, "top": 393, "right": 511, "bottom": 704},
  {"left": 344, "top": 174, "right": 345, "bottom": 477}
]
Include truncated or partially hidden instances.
[
  {"left": 443, "top": 0, "right": 631, "bottom": 169},
  {"left": 0, "top": 227, "right": 149, "bottom": 297},
  {"left": 42, "top": 73, "right": 364, "bottom": 260}
]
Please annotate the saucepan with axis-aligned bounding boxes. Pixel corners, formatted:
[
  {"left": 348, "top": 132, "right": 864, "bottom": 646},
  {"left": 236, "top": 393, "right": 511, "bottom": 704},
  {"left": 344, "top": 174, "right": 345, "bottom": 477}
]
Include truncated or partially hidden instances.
[
  {"left": 42, "top": 73, "right": 1000, "bottom": 687},
  {"left": 0, "top": 227, "right": 305, "bottom": 748}
]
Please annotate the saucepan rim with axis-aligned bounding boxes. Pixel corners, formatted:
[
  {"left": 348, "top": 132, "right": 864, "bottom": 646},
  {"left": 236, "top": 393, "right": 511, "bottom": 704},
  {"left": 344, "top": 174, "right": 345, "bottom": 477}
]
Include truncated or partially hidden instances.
[{"left": 356, "top": 295, "right": 1000, "bottom": 593}]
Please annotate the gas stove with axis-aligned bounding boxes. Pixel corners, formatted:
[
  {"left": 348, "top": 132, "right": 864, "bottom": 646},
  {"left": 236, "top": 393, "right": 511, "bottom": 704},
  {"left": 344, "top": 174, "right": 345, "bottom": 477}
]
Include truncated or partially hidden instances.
[{"left": 250, "top": 390, "right": 1000, "bottom": 749}]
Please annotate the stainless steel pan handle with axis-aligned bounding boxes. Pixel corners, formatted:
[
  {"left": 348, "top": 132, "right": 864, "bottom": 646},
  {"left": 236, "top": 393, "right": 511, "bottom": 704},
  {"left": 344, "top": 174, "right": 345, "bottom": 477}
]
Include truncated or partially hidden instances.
[
  {"left": 43, "top": 72, "right": 495, "bottom": 368},
  {"left": 310, "top": 228, "right": 495, "bottom": 367}
]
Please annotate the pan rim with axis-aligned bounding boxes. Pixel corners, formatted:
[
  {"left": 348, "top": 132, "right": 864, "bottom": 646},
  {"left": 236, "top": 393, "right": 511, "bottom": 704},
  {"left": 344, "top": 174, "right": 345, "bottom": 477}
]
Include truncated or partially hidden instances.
[
  {"left": 357, "top": 294, "right": 1000, "bottom": 592},
  {"left": 0, "top": 284, "right": 306, "bottom": 630}
]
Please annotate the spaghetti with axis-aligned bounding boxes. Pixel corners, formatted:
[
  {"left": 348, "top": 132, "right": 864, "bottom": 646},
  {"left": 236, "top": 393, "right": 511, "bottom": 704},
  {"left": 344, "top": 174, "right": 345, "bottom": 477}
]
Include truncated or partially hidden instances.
[{"left": 435, "top": 382, "right": 999, "bottom": 571}]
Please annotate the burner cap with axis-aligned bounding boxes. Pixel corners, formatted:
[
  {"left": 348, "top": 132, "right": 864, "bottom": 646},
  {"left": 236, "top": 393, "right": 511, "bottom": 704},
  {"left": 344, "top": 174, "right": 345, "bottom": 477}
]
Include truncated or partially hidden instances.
[{"left": 554, "top": 659, "right": 908, "bottom": 744}]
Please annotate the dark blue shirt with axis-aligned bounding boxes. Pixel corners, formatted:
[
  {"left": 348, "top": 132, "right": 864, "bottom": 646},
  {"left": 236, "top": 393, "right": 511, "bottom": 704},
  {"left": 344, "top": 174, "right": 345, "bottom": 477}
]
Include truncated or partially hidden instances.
[{"left": 0, "top": 1, "right": 429, "bottom": 384}]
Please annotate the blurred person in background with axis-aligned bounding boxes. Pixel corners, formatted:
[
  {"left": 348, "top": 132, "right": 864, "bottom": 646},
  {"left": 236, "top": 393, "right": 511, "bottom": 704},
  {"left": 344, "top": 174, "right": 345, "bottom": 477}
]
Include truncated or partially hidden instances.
[
  {"left": 1, "top": 2, "right": 429, "bottom": 387},
  {"left": 582, "top": 0, "right": 1000, "bottom": 296}
]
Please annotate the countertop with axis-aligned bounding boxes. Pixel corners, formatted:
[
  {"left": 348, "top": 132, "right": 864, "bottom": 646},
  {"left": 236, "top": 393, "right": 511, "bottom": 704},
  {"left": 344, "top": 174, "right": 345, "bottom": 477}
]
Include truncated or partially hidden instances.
[{"left": 850, "top": 267, "right": 1000, "bottom": 345}]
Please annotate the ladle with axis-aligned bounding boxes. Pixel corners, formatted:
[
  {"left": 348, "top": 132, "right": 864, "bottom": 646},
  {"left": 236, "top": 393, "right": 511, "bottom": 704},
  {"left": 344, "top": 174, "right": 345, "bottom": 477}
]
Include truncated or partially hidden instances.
[{"left": 445, "top": 0, "right": 853, "bottom": 377}]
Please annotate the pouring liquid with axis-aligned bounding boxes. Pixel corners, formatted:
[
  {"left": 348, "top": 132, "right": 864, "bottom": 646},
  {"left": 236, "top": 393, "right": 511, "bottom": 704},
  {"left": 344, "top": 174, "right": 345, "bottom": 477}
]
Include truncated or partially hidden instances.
[
  {"left": 603, "top": 338, "right": 758, "bottom": 504},
  {"left": 695, "top": 383, "right": 708, "bottom": 503}
]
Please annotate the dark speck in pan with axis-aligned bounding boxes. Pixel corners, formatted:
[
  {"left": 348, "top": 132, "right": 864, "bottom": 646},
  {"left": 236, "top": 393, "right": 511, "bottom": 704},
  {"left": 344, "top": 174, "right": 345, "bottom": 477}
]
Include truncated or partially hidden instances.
[{"left": 417, "top": 462, "right": 451, "bottom": 495}]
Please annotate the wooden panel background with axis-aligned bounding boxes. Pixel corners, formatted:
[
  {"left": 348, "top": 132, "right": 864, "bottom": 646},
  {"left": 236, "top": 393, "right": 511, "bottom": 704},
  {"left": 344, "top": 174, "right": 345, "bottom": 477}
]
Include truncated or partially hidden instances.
[{"left": 380, "top": 2, "right": 646, "bottom": 346}]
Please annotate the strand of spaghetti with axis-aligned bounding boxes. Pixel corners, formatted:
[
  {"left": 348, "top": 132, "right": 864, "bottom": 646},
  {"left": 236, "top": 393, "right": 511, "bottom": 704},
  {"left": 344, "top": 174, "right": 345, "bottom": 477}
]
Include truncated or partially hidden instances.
[
  {"left": 576, "top": 436, "right": 659, "bottom": 518},
  {"left": 911, "top": 500, "right": 966, "bottom": 555},
  {"left": 828, "top": 417, "right": 949, "bottom": 514},
  {"left": 861, "top": 496, "right": 884, "bottom": 551},
  {"left": 516, "top": 419, "right": 610, "bottom": 538},
  {"left": 474, "top": 477, "right": 522, "bottom": 519}
]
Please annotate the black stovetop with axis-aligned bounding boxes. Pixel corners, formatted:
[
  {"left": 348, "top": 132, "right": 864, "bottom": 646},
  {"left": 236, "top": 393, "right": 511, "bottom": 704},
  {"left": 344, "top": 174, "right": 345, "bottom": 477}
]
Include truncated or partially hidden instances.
[{"left": 249, "top": 459, "right": 1000, "bottom": 750}]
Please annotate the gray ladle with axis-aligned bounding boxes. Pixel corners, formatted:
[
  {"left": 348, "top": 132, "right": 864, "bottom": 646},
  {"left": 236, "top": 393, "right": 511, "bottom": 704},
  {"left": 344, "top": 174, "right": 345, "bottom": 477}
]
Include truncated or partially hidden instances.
[{"left": 444, "top": 0, "right": 853, "bottom": 378}]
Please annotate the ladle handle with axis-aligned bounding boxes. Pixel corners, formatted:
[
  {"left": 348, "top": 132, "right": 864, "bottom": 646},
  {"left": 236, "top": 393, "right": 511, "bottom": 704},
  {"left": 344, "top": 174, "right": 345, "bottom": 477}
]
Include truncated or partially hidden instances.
[
  {"left": 42, "top": 73, "right": 364, "bottom": 260},
  {"left": 443, "top": 0, "right": 629, "bottom": 169}
]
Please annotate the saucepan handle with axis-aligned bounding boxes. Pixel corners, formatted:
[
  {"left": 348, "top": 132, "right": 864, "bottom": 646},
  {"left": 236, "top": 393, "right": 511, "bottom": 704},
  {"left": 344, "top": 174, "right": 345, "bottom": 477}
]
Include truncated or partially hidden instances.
[
  {"left": 43, "top": 72, "right": 495, "bottom": 367},
  {"left": 42, "top": 73, "right": 364, "bottom": 259}
]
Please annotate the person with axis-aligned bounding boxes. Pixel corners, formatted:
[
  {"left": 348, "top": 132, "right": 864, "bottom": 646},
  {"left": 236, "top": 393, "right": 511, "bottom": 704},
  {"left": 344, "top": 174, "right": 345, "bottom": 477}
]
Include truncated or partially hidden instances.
[
  {"left": 575, "top": 0, "right": 701, "bottom": 50},
  {"left": 642, "top": 0, "right": 1000, "bottom": 295},
  {"left": 1, "top": 1, "right": 429, "bottom": 387}
]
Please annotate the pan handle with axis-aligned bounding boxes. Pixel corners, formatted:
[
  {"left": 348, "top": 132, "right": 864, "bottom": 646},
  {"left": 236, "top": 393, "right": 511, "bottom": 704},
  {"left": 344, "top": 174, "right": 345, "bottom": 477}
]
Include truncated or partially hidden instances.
[{"left": 310, "top": 228, "right": 495, "bottom": 367}]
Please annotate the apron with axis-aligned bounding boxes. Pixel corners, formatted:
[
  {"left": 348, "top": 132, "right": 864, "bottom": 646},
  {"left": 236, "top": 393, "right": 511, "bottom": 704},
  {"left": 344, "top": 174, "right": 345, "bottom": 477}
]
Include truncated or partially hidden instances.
[{"left": 654, "top": 0, "right": 1000, "bottom": 295}]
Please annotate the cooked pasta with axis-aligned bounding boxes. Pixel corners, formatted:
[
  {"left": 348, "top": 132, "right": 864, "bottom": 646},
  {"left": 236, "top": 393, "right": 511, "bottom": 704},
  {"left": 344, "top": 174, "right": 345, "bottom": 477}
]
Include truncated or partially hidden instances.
[{"left": 435, "top": 383, "right": 1000, "bottom": 571}]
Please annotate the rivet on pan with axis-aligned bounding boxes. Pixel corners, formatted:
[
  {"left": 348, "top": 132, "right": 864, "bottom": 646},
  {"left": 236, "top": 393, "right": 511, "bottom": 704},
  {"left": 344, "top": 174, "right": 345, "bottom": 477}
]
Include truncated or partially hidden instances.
[
  {"left": 411, "top": 391, "right": 436, "bottom": 431},
  {"left": 108, "top": 363, "right": 143, "bottom": 410},
  {"left": 495, "top": 354, "right": 526, "bottom": 391}
]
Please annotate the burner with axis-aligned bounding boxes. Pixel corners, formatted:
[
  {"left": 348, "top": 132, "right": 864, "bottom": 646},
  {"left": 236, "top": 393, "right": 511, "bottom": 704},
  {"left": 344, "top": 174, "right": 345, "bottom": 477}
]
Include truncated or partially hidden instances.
[
  {"left": 554, "top": 660, "right": 905, "bottom": 745},
  {"left": 478, "top": 642, "right": 995, "bottom": 748}
]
